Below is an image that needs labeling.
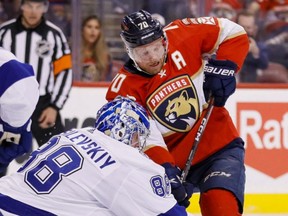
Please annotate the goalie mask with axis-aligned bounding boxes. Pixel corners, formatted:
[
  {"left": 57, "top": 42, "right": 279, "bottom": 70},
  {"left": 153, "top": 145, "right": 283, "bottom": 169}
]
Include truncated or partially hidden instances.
[
  {"left": 95, "top": 96, "right": 150, "bottom": 151},
  {"left": 120, "top": 10, "right": 168, "bottom": 74}
]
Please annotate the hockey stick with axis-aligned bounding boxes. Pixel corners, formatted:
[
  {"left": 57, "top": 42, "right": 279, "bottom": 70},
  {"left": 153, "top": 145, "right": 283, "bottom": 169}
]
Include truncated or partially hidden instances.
[{"left": 180, "top": 96, "right": 214, "bottom": 183}]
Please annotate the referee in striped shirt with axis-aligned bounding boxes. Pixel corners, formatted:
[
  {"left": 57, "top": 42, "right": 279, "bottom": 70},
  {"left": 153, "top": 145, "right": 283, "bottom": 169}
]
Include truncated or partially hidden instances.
[{"left": 0, "top": 0, "right": 73, "bottom": 146}]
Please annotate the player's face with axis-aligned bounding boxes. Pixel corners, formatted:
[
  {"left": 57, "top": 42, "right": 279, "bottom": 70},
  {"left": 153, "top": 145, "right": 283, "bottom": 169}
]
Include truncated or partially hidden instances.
[
  {"left": 130, "top": 133, "right": 140, "bottom": 149},
  {"left": 21, "top": 2, "right": 46, "bottom": 28},
  {"left": 131, "top": 38, "right": 166, "bottom": 75}
]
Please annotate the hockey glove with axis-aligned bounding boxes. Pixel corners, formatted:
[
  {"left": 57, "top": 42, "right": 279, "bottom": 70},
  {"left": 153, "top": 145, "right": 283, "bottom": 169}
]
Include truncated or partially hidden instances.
[
  {"left": 203, "top": 59, "right": 237, "bottom": 107},
  {"left": 178, "top": 182, "right": 194, "bottom": 208},
  {"left": 162, "top": 163, "right": 194, "bottom": 208},
  {"left": 0, "top": 120, "right": 33, "bottom": 172}
]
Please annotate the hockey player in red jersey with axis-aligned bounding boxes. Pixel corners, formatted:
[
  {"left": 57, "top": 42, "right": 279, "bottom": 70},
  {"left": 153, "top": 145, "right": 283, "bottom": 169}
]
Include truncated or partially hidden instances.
[{"left": 106, "top": 10, "right": 249, "bottom": 216}]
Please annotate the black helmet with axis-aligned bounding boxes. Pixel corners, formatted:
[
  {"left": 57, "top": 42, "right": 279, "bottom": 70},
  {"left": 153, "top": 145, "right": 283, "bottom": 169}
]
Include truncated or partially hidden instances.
[{"left": 120, "top": 10, "right": 165, "bottom": 48}]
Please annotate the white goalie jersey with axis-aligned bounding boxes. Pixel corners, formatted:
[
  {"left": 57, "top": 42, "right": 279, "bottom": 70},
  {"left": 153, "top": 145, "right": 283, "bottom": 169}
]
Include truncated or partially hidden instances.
[{"left": 0, "top": 128, "right": 186, "bottom": 216}]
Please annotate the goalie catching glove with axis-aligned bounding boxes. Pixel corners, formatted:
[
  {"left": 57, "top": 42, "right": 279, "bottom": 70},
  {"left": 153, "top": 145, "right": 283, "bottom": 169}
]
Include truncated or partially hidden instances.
[
  {"left": 0, "top": 119, "right": 33, "bottom": 172},
  {"left": 162, "top": 163, "right": 194, "bottom": 208},
  {"left": 203, "top": 58, "right": 237, "bottom": 107}
]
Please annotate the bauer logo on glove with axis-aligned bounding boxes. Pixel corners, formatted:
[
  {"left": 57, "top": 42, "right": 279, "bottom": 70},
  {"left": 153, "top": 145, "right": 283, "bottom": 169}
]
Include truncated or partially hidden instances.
[{"left": 204, "top": 65, "right": 235, "bottom": 76}]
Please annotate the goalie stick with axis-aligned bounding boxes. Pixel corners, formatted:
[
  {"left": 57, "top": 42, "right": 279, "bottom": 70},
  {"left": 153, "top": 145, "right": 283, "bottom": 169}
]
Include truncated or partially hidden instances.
[{"left": 180, "top": 96, "right": 214, "bottom": 183}]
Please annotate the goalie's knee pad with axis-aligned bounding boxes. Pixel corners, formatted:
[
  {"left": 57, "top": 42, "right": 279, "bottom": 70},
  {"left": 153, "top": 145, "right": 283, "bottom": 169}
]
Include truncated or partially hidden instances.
[{"left": 199, "top": 189, "right": 242, "bottom": 216}]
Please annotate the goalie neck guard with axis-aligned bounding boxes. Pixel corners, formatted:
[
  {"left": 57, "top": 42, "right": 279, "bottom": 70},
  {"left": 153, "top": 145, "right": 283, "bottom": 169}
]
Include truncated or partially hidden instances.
[{"left": 94, "top": 96, "right": 150, "bottom": 151}]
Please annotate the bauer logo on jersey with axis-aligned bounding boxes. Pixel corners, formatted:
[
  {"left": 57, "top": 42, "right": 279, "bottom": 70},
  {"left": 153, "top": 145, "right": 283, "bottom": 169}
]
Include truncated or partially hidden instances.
[
  {"left": 36, "top": 39, "right": 52, "bottom": 58},
  {"left": 147, "top": 75, "right": 200, "bottom": 132}
]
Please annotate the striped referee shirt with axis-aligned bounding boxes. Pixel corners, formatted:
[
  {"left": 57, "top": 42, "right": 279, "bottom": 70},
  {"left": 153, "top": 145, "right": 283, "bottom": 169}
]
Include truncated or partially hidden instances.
[{"left": 0, "top": 16, "right": 72, "bottom": 110}]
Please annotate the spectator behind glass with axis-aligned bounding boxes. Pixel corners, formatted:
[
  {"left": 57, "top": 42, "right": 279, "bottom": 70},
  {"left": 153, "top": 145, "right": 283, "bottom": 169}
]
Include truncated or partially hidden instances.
[
  {"left": 261, "top": 1, "right": 288, "bottom": 69},
  {"left": 151, "top": 13, "right": 166, "bottom": 26},
  {"left": 46, "top": 0, "right": 71, "bottom": 42},
  {"left": 208, "top": 0, "right": 243, "bottom": 22},
  {"left": 143, "top": 0, "right": 198, "bottom": 24},
  {"left": 236, "top": 10, "right": 269, "bottom": 82},
  {"left": 81, "top": 15, "right": 111, "bottom": 82},
  {"left": 1, "top": 0, "right": 21, "bottom": 20}
]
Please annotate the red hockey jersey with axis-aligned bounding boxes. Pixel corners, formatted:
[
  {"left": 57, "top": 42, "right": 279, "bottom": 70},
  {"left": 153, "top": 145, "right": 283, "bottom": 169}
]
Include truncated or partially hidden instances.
[{"left": 106, "top": 17, "right": 249, "bottom": 169}]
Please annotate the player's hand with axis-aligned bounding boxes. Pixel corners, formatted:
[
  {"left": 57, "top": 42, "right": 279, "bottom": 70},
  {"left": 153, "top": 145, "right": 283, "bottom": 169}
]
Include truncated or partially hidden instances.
[
  {"left": 162, "top": 163, "right": 194, "bottom": 208},
  {"left": 0, "top": 120, "right": 33, "bottom": 171},
  {"left": 178, "top": 182, "right": 194, "bottom": 208},
  {"left": 203, "top": 58, "right": 237, "bottom": 107},
  {"left": 0, "top": 130, "right": 32, "bottom": 171}
]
